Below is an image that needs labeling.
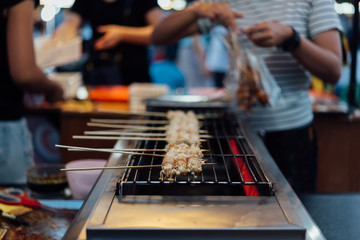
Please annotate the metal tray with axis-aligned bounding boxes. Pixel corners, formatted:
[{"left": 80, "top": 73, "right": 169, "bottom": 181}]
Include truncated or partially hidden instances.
[{"left": 146, "top": 95, "right": 228, "bottom": 110}]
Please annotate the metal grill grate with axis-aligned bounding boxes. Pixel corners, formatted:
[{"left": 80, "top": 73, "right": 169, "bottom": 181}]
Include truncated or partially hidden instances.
[{"left": 115, "top": 109, "right": 274, "bottom": 197}]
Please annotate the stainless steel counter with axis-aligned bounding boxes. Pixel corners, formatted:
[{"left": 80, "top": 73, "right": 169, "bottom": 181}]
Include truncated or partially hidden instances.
[{"left": 63, "top": 112, "right": 325, "bottom": 240}]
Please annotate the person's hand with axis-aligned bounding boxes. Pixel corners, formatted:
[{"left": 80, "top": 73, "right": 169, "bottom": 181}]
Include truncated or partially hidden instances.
[
  {"left": 244, "top": 21, "right": 293, "bottom": 47},
  {"left": 189, "top": 2, "right": 243, "bottom": 32},
  {"left": 94, "top": 25, "right": 126, "bottom": 50}
]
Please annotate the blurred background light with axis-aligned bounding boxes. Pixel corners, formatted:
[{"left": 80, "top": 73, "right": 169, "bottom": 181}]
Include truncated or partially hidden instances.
[
  {"left": 40, "top": 5, "right": 56, "bottom": 22},
  {"left": 335, "top": 2, "right": 355, "bottom": 15},
  {"left": 158, "top": 0, "right": 187, "bottom": 11},
  {"left": 158, "top": 0, "right": 172, "bottom": 10},
  {"left": 173, "top": 0, "right": 187, "bottom": 11}
]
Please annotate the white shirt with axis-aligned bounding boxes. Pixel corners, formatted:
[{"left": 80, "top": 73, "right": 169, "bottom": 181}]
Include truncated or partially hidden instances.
[{"left": 205, "top": 26, "right": 229, "bottom": 73}]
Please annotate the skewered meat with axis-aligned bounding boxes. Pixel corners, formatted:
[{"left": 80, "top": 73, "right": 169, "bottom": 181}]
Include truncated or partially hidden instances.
[
  {"left": 166, "top": 110, "right": 199, "bottom": 129},
  {"left": 187, "top": 144, "right": 204, "bottom": 174},
  {"left": 161, "top": 143, "right": 204, "bottom": 179},
  {"left": 161, "top": 145, "right": 177, "bottom": 178},
  {"left": 165, "top": 110, "right": 201, "bottom": 145},
  {"left": 237, "top": 64, "right": 269, "bottom": 112},
  {"left": 160, "top": 110, "right": 206, "bottom": 180},
  {"left": 174, "top": 144, "right": 190, "bottom": 176},
  {"left": 165, "top": 128, "right": 200, "bottom": 145}
]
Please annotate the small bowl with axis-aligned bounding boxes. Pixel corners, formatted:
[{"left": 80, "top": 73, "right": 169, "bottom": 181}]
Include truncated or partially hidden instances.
[
  {"left": 65, "top": 159, "right": 107, "bottom": 200},
  {"left": 26, "top": 164, "right": 68, "bottom": 193}
]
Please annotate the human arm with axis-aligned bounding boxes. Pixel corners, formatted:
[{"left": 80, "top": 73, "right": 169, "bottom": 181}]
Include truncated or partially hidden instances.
[
  {"left": 151, "top": 2, "right": 243, "bottom": 45},
  {"left": 245, "top": 22, "right": 342, "bottom": 84},
  {"left": 7, "top": 0, "right": 64, "bottom": 102},
  {"left": 94, "top": 7, "right": 162, "bottom": 50}
]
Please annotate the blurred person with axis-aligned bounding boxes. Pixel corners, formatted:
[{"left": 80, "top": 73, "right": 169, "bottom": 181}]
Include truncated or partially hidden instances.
[
  {"left": 205, "top": 25, "right": 229, "bottom": 88},
  {"left": 173, "top": 0, "right": 213, "bottom": 91},
  {"left": 53, "top": 0, "right": 162, "bottom": 86},
  {"left": 149, "top": 44, "right": 186, "bottom": 92},
  {"left": 0, "top": 0, "right": 64, "bottom": 184},
  {"left": 151, "top": 1, "right": 342, "bottom": 193},
  {"left": 176, "top": 34, "right": 214, "bottom": 91}
]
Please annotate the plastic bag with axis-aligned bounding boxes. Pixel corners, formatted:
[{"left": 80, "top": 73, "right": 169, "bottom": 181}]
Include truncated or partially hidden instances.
[{"left": 224, "top": 33, "right": 282, "bottom": 112}]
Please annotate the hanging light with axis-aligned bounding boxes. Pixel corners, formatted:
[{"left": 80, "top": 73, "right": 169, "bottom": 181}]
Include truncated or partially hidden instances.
[{"left": 158, "top": 0, "right": 187, "bottom": 11}]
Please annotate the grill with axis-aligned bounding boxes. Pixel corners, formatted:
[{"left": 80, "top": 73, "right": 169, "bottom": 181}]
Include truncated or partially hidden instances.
[
  {"left": 116, "top": 110, "right": 274, "bottom": 197},
  {"left": 64, "top": 101, "right": 326, "bottom": 240}
]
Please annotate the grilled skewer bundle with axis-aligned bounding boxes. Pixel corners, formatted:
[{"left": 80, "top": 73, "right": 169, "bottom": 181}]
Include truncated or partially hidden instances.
[
  {"left": 237, "top": 63, "right": 268, "bottom": 112},
  {"left": 57, "top": 109, "right": 210, "bottom": 179},
  {"left": 161, "top": 110, "right": 205, "bottom": 180},
  {"left": 161, "top": 143, "right": 204, "bottom": 179}
]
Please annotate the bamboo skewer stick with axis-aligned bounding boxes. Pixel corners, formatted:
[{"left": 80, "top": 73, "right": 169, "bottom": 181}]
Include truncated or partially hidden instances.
[
  {"left": 72, "top": 135, "right": 207, "bottom": 142},
  {"left": 68, "top": 148, "right": 167, "bottom": 152},
  {"left": 66, "top": 147, "right": 209, "bottom": 152},
  {"left": 55, "top": 144, "right": 164, "bottom": 157},
  {"left": 97, "top": 109, "right": 219, "bottom": 119},
  {"left": 83, "top": 130, "right": 213, "bottom": 138},
  {"left": 61, "top": 163, "right": 216, "bottom": 172},
  {"left": 62, "top": 165, "right": 163, "bottom": 171},
  {"left": 68, "top": 148, "right": 210, "bottom": 153},
  {"left": 87, "top": 122, "right": 167, "bottom": 130},
  {"left": 56, "top": 145, "right": 209, "bottom": 154},
  {"left": 98, "top": 109, "right": 168, "bottom": 117},
  {"left": 85, "top": 128, "right": 146, "bottom": 133},
  {"left": 84, "top": 131, "right": 168, "bottom": 136},
  {"left": 86, "top": 122, "right": 208, "bottom": 133},
  {"left": 90, "top": 118, "right": 204, "bottom": 125},
  {"left": 90, "top": 118, "right": 170, "bottom": 125}
]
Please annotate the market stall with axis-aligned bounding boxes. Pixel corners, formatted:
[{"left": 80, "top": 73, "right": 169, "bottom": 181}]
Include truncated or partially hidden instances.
[{"left": 61, "top": 103, "right": 325, "bottom": 240}]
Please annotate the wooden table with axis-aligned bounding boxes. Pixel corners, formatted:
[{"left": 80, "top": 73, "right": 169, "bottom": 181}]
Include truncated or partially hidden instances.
[{"left": 314, "top": 111, "right": 360, "bottom": 192}]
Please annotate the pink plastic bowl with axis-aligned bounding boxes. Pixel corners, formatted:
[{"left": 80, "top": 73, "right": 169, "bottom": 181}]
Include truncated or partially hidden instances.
[{"left": 65, "top": 159, "right": 107, "bottom": 200}]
